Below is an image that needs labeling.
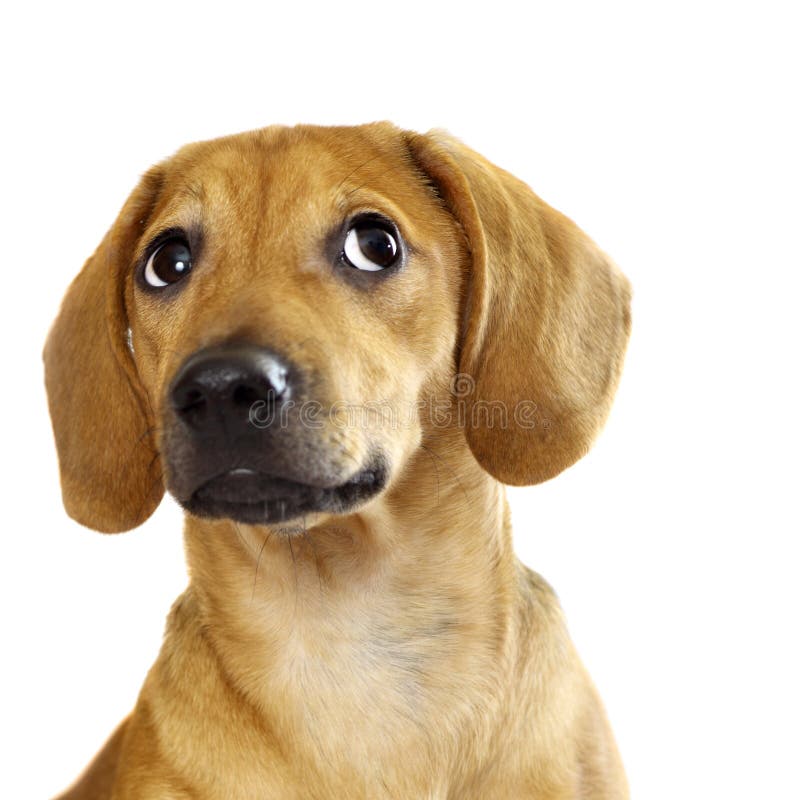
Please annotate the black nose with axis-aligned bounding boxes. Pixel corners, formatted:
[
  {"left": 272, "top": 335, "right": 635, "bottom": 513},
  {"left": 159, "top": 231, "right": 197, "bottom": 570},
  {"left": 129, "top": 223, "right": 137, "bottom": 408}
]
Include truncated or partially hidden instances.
[{"left": 170, "top": 344, "right": 293, "bottom": 433}]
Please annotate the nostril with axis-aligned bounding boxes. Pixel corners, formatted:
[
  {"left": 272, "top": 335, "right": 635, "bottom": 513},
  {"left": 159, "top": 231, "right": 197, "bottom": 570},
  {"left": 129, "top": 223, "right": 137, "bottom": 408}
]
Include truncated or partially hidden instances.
[
  {"left": 232, "top": 383, "right": 270, "bottom": 408},
  {"left": 172, "top": 383, "right": 208, "bottom": 424},
  {"left": 181, "top": 387, "right": 206, "bottom": 413}
]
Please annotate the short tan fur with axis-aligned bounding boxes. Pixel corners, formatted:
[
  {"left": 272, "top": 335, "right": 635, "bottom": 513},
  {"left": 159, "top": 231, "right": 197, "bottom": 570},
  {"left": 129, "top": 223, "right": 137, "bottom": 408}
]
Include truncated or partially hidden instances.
[{"left": 45, "top": 123, "right": 631, "bottom": 799}]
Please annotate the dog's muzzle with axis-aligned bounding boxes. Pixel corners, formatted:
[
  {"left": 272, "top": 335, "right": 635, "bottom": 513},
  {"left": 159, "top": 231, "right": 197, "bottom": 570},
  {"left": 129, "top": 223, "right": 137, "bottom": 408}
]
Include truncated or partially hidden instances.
[{"left": 164, "top": 343, "right": 386, "bottom": 525}]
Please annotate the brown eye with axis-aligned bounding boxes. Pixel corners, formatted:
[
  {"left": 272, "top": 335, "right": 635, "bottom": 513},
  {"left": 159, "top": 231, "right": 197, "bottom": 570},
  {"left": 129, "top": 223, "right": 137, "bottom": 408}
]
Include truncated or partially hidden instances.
[
  {"left": 343, "top": 221, "right": 398, "bottom": 271},
  {"left": 144, "top": 240, "right": 193, "bottom": 287}
]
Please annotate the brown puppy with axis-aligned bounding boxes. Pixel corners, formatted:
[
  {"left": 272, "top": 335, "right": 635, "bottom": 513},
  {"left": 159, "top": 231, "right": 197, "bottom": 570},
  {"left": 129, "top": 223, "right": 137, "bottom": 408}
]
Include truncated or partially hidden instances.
[{"left": 45, "top": 123, "right": 631, "bottom": 799}]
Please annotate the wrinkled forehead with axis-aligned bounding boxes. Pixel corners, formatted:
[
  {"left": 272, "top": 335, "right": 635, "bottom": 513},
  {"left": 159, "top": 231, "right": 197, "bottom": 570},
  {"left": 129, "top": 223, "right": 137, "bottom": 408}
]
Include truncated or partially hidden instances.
[{"left": 147, "top": 125, "right": 428, "bottom": 245}]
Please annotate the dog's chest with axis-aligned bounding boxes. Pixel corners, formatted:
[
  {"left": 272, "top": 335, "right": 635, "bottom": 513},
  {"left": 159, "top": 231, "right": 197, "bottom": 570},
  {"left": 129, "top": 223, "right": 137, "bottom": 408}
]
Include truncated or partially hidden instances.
[
  {"left": 187, "top": 583, "right": 464, "bottom": 792},
  {"left": 259, "top": 599, "right": 441, "bottom": 741}
]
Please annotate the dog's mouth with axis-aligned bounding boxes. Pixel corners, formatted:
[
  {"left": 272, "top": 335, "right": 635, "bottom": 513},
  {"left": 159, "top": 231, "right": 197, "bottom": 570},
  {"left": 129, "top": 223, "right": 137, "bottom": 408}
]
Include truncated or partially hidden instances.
[{"left": 180, "top": 461, "right": 387, "bottom": 525}]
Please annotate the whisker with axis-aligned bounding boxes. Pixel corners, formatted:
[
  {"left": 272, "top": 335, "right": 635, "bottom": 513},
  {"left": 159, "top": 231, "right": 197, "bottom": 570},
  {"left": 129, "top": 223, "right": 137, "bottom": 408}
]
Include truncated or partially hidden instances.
[
  {"left": 132, "top": 425, "right": 160, "bottom": 449},
  {"left": 118, "top": 423, "right": 162, "bottom": 485},
  {"left": 419, "top": 441, "right": 470, "bottom": 506},
  {"left": 419, "top": 444, "right": 441, "bottom": 507},
  {"left": 334, "top": 154, "right": 383, "bottom": 197},
  {"left": 232, "top": 521, "right": 256, "bottom": 559},
  {"left": 301, "top": 516, "right": 324, "bottom": 597},
  {"left": 252, "top": 528, "right": 273, "bottom": 602},
  {"left": 134, "top": 469, "right": 165, "bottom": 523},
  {"left": 286, "top": 533, "right": 299, "bottom": 614}
]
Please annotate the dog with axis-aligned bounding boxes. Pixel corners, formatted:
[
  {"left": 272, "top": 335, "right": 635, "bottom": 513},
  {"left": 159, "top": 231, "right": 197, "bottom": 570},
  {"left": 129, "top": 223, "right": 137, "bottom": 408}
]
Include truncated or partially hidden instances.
[{"left": 45, "top": 122, "right": 631, "bottom": 799}]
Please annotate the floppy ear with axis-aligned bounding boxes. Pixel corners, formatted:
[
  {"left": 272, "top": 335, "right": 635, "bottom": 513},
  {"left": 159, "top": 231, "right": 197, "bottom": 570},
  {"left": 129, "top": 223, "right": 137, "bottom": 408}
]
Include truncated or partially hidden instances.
[
  {"left": 44, "top": 168, "right": 165, "bottom": 532},
  {"left": 406, "top": 131, "right": 631, "bottom": 485}
]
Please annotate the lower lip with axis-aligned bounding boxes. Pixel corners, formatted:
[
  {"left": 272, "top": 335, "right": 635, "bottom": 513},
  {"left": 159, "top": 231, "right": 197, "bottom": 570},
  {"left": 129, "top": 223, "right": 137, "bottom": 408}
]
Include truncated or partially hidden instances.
[{"left": 181, "top": 464, "right": 385, "bottom": 525}]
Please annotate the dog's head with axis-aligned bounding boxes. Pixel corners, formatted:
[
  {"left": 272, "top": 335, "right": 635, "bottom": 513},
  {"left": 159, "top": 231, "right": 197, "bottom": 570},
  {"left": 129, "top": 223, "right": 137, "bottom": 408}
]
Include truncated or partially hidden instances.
[{"left": 44, "top": 123, "right": 631, "bottom": 533}]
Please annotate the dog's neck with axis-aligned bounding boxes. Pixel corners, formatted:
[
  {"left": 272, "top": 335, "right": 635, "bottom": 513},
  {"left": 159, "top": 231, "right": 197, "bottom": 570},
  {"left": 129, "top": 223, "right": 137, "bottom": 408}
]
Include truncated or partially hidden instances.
[{"left": 178, "top": 429, "right": 522, "bottom": 780}]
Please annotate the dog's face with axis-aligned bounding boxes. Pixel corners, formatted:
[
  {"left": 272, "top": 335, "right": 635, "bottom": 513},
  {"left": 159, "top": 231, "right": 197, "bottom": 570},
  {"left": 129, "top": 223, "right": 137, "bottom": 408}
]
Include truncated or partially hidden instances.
[
  {"left": 130, "top": 126, "right": 462, "bottom": 524},
  {"left": 44, "top": 123, "right": 631, "bottom": 533}
]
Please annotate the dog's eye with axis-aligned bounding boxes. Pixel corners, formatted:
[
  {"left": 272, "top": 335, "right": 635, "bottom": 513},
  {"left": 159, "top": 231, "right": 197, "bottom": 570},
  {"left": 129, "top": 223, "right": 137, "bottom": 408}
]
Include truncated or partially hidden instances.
[
  {"left": 343, "top": 221, "right": 398, "bottom": 271},
  {"left": 144, "top": 240, "right": 193, "bottom": 288}
]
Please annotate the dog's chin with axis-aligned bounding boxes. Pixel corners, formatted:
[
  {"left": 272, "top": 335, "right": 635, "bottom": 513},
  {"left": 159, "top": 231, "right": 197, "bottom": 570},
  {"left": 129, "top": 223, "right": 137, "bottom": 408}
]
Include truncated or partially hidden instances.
[{"left": 178, "top": 462, "right": 387, "bottom": 525}]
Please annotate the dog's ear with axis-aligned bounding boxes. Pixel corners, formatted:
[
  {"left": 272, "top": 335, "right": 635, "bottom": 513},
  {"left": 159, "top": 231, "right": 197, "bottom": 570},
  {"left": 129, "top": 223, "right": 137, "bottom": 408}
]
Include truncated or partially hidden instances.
[
  {"left": 406, "top": 131, "right": 631, "bottom": 485},
  {"left": 44, "top": 168, "right": 165, "bottom": 532}
]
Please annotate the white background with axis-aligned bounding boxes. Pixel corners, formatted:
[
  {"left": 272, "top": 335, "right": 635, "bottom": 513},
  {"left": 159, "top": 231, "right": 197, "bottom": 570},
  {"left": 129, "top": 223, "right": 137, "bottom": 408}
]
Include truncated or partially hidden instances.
[{"left": 1, "top": 1, "right": 798, "bottom": 797}]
